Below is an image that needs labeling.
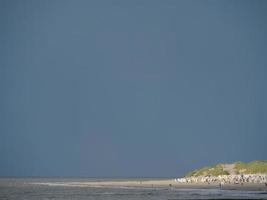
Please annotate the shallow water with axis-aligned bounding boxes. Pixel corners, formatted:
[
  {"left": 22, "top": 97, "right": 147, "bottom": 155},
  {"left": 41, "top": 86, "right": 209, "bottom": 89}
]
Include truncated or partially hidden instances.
[{"left": 0, "top": 178, "right": 267, "bottom": 200}]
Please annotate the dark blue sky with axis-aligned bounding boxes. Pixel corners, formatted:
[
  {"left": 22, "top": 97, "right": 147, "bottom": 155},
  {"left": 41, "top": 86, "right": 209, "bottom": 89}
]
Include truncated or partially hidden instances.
[{"left": 1, "top": 0, "right": 267, "bottom": 177}]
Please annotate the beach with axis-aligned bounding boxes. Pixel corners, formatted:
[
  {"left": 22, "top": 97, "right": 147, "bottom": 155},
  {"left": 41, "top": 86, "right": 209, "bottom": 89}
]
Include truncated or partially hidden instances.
[
  {"left": 34, "top": 178, "right": 267, "bottom": 191},
  {"left": 2, "top": 178, "right": 267, "bottom": 200}
]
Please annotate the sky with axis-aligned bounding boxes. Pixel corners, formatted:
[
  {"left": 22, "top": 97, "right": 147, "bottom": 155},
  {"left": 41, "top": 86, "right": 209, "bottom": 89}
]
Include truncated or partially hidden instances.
[{"left": 0, "top": 0, "right": 267, "bottom": 177}]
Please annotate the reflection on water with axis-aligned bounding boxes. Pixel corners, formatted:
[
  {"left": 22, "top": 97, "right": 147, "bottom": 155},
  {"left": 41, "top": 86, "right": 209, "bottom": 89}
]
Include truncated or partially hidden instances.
[{"left": 0, "top": 178, "right": 267, "bottom": 200}]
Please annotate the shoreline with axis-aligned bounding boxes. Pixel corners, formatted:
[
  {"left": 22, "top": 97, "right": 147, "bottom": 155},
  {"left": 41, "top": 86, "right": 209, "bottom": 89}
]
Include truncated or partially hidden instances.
[{"left": 31, "top": 179, "right": 267, "bottom": 191}]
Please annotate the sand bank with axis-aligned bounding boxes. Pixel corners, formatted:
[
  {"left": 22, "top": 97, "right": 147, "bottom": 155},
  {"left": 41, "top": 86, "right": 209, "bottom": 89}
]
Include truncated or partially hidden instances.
[{"left": 35, "top": 179, "right": 267, "bottom": 191}]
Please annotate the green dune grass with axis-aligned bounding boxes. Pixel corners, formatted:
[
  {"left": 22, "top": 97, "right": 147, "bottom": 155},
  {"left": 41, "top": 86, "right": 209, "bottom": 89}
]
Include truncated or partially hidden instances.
[
  {"left": 234, "top": 160, "right": 267, "bottom": 174},
  {"left": 186, "top": 164, "right": 229, "bottom": 177},
  {"left": 186, "top": 160, "right": 267, "bottom": 177}
]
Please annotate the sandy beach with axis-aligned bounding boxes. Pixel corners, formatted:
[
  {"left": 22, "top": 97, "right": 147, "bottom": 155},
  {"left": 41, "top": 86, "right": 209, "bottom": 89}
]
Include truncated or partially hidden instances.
[
  {"left": 36, "top": 179, "right": 267, "bottom": 191},
  {"left": 2, "top": 178, "right": 267, "bottom": 200}
]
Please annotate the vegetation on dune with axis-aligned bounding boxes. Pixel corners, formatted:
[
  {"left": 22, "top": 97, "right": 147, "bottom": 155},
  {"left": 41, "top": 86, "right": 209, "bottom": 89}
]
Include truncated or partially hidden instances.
[
  {"left": 185, "top": 160, "right": 267, "bottom": 177},
  {"left": 185, "top": 164, "right": 229, "bottom": 177},
  {"left": 234, "top": 160, "right": 267, "bottom": 174}
]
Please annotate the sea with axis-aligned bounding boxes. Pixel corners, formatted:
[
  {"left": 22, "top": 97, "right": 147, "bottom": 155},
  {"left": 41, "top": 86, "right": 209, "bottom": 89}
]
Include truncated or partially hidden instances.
[{"left": 0, "top": 178, "right": 267, "bottom": 200}]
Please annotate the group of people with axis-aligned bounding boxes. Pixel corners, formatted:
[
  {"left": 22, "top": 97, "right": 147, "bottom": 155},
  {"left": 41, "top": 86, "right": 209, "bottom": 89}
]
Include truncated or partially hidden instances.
[{"left": 174, "top": 174, "right": 267, "bottom": 185}]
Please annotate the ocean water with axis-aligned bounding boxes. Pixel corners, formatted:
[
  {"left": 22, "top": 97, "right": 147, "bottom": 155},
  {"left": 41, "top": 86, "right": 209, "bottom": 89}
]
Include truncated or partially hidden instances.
[{"left": 0, "top": 178, "right": 267, "bottom": 200}]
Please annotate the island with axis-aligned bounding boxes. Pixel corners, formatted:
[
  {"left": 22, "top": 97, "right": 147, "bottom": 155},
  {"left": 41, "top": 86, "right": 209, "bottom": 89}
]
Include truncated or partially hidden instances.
[
  {"left": 175, "top": 160, "right": 267, "bottom": 186},
  {"left": 34, "top": 160, "right": 267, "bottom": 191}
]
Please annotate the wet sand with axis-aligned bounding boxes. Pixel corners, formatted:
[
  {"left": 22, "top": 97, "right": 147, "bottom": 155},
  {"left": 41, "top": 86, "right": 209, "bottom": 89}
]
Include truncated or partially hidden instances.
[{"left": 37, "top": 179, "right": 267, "bottom": 191}]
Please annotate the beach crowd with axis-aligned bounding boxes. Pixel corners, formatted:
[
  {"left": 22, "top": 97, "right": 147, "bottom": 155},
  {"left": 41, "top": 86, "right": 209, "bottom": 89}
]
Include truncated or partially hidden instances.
[{"left": 175, "top": 174, "right": 267, "bottom": 184}]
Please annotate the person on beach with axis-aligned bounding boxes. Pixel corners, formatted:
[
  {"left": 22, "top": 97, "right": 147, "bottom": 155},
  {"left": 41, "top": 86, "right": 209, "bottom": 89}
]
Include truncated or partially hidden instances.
[
  {"left": 219, "top": 181, "right": 224, "bottom": 189},
  {"left": 241, "top": 173, "right": 244, "bottom": 185}
]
